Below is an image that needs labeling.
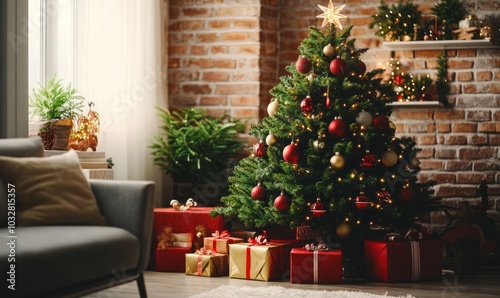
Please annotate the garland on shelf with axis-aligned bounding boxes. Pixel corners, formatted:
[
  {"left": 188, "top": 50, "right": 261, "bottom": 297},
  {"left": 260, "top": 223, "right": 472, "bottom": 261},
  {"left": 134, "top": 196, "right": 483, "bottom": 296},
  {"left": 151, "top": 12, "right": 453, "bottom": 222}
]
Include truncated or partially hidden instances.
[{"left": 436, "top": 51, "right": 450, "bottom": 107}]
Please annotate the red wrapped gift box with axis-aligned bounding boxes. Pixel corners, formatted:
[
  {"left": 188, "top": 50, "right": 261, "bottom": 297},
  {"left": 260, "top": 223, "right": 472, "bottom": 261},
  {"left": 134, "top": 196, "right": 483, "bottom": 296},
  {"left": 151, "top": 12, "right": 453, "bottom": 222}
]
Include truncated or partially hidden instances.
[
  {"left": 156, "top": 247, "right": 192, "bottom": 272},
  {"left": 365, "top": 240, "right": 442, "bottom": 282},
  {"left": 150, "top": 207, "right": 224, "bottom": 269},
  {"left": 290, "top": 248, "right": 342, "bottom": 284}
]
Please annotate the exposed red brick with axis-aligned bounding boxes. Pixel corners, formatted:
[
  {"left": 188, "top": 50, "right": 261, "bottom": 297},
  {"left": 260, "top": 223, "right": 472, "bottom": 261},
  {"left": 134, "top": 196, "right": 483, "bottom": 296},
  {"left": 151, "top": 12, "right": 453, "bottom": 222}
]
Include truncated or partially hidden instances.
[
  {"left": 215, "top": 83, "right": 259, "bottom": 95},
  {"left": 457, "top": 173, "right": 495, "bottom": 184},
  {"left": 451, "top": 122, "right": 477, "bottom": 133},
  {"left": 474, "top": 161, "right": 500, "bottom": 171},
  {"left": 491, "top": 135, "right": 500, "bottom": 146},
  {"left": 477, "top": 71, "right": 493, "bottom": 81},
  {"left": 436, "top": 185, "right": 477, "bottom": 198},
  {"left": 448, "top": 59, "right": 474, "bottom": 69},
  {"left": 191, "top": 46, "right": 207, "bottom": 55},
  {"left": 200, "top": 96, "right": 227, "bottom": 106},
  {"left": 437, "top": 123, "right": 451, "bottom": 133},
  {"left": 229, "top": 96, "right": 260, "bottom": 106},
  {"left": 208, "top": 20, "right": 231, "bottom": 29},
  {"left": 468, "top": 134, "right": 489, "bottom": 146},
  {"left": 183, "top": 8, "right": 209, "bottom": 17},
  {"left": 181, "top": 84, "right": 212, "bottom": 95},
  {"left": 457, "top": 71, "right": 474, "bottom": 82},
  {"left": 419, "top": 160, "right": 443, "bottom": 170},
  {"left": 434, "top": 110, "right": 464, "bottom": 120},
  {"left": 419, "top": 135, "right": 436, "bottom": 145},
  {"left": 457, "top": 49, "right": 477, "bottom": 57},
  {"left": 458, "top": 147, "right": 497, "bottom": 160},
  {"left": 466, "top": 110, "right": 491, "bottom": 122},
  {"left": 478, "top": 122, "right": 498, "bottom": 133},
  {"left": 436, "top": 148, "right": 457, "bottom": 159},
  {"left": 231, "top": 108, "right": 259, "bottom": 118},
  {"left": 395, "top": 110, "right": 433, "bottom": 120},
  {"left": 444, "top": 135, "right": 467, "bottom": 145},
  {"left": 445, "top": 161, "right": 473, "bottom": 171},
  {"left": 429, "top": 173, "right": 457, "bottom": 184},
  {"left": 202, "top": 71, "right": 230, "bottom": 82}
]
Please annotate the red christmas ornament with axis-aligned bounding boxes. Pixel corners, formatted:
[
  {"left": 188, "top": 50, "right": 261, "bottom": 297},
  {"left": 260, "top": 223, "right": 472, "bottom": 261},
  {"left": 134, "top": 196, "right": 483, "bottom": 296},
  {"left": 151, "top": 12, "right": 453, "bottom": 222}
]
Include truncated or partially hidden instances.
[
  {"left": 283, "top": 143, "right": 300, "bottom": 164},
  {"left": 300, "top": 95, "right": 313, "bottom": 114},
  {"left": 253, "top": 140, "right": 266, "bottom": 157},
  {"left": 251, "top": 183, "right": 266, "bottom": 201},
  {"left": 326, "top": 96, "right": 331, "bottom": 109},
  {"left": 399, "top": 187, "right": 415, "bottom": 203},
  {"left": 397, "top": 94, "right": 403, "bottom": 101},
  {"left": 274, "top": 193, "right": 290, "bottom": 212},
  {"left": 394, "top": 75, "right": 404, "bottom": 85},
  {"left": 355, "top": 193, "right": 371, "bottom": 210},
  {"left": 330, "top": 56, "right": 347, "bottom": 76},
  {"left": 361, "top": 152, "right": 376, "bottom": 168},
  {"left": 311, "top": 198, "right": 326, "bottom": 217},
  {"left": 328, "top": 117, "right": 347, "bottom": 139},
  {"left": 372, "top": 114, "right": 389, "bottom": 130},
  {"left": 296, "top": 56, "right": 312, "bottom": 74},
  {"left": 356, "top": 60, "right": 366, "bottom": 75}
]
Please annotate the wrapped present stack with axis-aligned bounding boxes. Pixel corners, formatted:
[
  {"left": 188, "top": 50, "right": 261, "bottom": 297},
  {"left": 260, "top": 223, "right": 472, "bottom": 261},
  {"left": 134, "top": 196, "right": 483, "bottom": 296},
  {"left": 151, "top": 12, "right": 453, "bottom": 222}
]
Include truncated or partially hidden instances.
[
  {"left": 290, "top": 243, "right": 342, "bottom": 284},
  {"left": 185, "top": 230, "right": 244, "bottom": 277},
  {"left": 151, "top": 199, "right": 225, "bottom": 272}
]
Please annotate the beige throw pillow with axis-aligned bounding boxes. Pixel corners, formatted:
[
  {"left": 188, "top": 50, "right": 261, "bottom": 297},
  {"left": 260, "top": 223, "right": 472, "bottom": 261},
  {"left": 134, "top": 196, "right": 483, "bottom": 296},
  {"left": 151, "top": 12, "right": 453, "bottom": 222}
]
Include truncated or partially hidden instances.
[{"left": 0, "top": 150, "right": 107, "bottom": 226}]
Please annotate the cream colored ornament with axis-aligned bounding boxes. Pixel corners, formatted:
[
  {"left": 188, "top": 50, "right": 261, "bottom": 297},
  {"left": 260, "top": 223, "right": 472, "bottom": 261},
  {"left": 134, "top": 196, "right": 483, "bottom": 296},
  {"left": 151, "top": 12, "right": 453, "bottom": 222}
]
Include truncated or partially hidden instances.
[
  {"left": 267, "top": 100, "right": 279, "bottom": 117},
  {"left": 265, "top": 133, "right": 278, "bottom": 146},
  {"left": 330, "top": 152, "right": 345, "bottom": 170},
  {"left": 382, "top": 150, "right": 398, "bottom": 167},
  {"left": 356, "top": 110, "right": 372, "bottom": 127},
  {"left": 323, "top": 44, "right": 336, "bottom": 57}
]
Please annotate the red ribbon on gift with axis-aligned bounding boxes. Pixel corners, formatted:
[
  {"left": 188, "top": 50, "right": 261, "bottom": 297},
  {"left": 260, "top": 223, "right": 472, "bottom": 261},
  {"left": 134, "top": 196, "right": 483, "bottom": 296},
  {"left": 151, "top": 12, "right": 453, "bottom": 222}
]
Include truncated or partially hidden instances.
[
  {"left": 212, "top": 230, "right": 230, "bottom": 238},
  {"left": 304, "top": 243, "right": 328, "bottom": 283}
]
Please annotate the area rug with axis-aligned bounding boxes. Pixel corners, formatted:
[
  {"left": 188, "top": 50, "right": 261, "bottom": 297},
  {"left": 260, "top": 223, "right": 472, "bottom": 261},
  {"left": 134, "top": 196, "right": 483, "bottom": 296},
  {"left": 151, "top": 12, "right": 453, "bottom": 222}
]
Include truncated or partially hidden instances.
[{"left": 189, "top": 285, "right": 413, "bottom": 298}]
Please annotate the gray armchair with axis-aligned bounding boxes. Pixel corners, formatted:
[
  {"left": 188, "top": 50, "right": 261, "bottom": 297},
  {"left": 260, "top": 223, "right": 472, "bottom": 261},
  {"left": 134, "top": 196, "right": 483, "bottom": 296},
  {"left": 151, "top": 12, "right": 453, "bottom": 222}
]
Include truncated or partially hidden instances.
[{"left": 0, "top": 137, "right": 154, "bottom": 298}]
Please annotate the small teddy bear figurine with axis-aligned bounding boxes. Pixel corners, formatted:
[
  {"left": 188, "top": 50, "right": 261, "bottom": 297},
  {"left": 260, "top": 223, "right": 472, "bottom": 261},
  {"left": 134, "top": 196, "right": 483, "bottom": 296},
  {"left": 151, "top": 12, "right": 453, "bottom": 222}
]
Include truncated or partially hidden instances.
[
  {"left": 193, "top": 224, "right": 210, "bottom": 251},
  {"left": 157, "top": 226, "right": 176, "bottom": 249}
]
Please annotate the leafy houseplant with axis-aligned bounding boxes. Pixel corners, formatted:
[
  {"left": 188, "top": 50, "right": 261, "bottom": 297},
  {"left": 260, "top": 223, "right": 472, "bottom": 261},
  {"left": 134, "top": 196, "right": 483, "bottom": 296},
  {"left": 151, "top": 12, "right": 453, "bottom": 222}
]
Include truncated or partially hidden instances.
[
  {"left": 150, "top": 107, "right": 245, "bottom": 205},
  {"left": 29, "top": 74, "right": 85, "bottom": 150}
]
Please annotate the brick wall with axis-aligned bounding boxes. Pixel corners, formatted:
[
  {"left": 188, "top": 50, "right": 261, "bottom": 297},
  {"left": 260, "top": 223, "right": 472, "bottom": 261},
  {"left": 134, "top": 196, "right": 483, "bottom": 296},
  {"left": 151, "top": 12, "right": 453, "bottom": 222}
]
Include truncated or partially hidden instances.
[{"left": 166, "top": 0, "right": 500, "bottom": 230}]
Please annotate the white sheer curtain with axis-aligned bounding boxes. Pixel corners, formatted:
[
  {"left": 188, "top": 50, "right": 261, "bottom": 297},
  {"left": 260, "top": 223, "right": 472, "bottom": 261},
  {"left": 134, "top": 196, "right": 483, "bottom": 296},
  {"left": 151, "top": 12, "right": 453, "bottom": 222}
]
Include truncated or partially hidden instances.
[{"left": 75, "top": 0, "right": 167, "bottom": 205}]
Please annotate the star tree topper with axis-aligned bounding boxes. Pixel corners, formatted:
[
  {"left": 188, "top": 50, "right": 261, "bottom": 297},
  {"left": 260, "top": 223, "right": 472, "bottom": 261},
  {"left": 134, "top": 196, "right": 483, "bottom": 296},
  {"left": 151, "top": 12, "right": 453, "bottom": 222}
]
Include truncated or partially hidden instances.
[{"left": 317, "top": 0, "right": 347, "bottom": 29}]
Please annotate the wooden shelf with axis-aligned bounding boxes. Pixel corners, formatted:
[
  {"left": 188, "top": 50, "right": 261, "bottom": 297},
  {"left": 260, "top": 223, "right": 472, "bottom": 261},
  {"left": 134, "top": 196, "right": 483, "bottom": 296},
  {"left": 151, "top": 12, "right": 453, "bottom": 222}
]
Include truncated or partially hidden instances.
[
  {"left": 383, "top": 39, "right": 497, "bottom": 50},
  {"left": 388, "top": 101, "right": 444, "bottom": 107}
]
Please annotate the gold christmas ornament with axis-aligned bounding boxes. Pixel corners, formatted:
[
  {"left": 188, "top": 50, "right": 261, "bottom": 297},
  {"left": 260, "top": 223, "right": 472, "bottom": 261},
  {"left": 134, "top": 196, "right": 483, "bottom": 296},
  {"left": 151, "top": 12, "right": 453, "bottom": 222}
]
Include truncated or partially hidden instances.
[
  {"left": 313, "top": 139, "right": 325, "bottom": 151},
  {"left": 411, "top": 156, "right": 421, "bottom": 167},
  {"left": 330, "top": 152, "right": 345, "bottom": 170},
  {"left": 265, "top": 133, "right": 278, "bottom": 146},
  {"left": 336, "top": 222, "right": 351, "bottom": 238},
  {"left": 382, "top": 150, "right": 398, "bottom": 167},
  {"left": 267, "top": 101, "right": 279, "bottom": 117}
]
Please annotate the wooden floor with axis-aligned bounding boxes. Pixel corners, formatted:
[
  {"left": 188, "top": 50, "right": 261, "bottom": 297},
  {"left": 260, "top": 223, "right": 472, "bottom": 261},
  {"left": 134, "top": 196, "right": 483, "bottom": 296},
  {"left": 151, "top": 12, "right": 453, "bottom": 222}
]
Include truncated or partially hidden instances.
[{"left": 84, "top": 268, "right": 500, "bottom": 298}]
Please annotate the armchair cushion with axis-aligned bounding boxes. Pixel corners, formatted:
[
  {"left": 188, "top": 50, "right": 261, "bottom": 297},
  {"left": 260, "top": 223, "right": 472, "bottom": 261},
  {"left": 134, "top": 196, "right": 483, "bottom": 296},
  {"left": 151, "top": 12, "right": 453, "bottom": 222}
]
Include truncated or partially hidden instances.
[{"left": 0, "top": 150, "right": 107, "bottom": 226}]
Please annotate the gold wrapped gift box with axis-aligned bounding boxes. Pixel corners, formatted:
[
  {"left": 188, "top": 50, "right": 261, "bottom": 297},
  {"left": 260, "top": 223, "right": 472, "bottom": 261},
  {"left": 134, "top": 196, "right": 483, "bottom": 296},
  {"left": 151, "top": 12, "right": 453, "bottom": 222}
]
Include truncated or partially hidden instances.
[
  {"left": 228, "top": 243, "right": 291, "bottom": 281},
  {"left": 203, "top": 236, "right": 243, "bottom": 254},
  {"left": 185, "top": 253, "right": 228, "bottom": 277}
]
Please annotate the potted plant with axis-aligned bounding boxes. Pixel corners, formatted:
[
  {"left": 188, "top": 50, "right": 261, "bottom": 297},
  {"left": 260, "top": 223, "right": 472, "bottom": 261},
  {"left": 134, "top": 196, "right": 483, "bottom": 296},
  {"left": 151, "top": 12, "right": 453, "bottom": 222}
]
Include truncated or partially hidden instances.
[
  {"left": 150, "top": 107, "right": 245, "bottom": 206},
  {"left": 29, "top": 74, "right": 85, "bottom": 150}
]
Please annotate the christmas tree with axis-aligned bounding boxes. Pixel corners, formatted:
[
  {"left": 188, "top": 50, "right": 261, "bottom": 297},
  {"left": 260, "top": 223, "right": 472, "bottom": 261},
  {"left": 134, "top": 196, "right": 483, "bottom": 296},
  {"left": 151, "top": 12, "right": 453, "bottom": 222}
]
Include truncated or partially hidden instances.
[{"left": 213, "top": 1, "right": 440, "bottom": 240}]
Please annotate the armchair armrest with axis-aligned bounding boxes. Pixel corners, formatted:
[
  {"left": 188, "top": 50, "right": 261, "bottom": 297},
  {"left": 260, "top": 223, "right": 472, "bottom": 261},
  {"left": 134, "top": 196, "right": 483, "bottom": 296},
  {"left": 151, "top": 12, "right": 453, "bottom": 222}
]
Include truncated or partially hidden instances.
[{"left": 90, "top": 179, "right": 155, "bottom": 271}]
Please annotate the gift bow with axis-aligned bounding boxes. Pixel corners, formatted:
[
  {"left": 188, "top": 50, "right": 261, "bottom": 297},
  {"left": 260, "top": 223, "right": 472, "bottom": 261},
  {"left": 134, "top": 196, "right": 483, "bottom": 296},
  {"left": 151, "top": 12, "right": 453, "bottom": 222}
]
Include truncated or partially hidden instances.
[
  {"left": 195, "top": 248, "right": 215, "bottom": 255},
  {"left": 384, "top": 224, "right": 432, "bottom": 242},
  {"left": 304, "top": 243, "right": 328, "bottom": 251},
  {"left": 248, "top": 234, "right": 269, "bottom": 246},
  {"left": 211, "top": 230, "right": 230, "bottom": 238}
]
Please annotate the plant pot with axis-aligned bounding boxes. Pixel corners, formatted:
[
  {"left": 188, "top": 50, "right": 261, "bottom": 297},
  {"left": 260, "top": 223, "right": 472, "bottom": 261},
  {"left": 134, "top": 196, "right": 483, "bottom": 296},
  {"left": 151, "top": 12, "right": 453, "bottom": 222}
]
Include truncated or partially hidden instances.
[{"left": 51, "top": 119, "right": 73, "bottom": 150}]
